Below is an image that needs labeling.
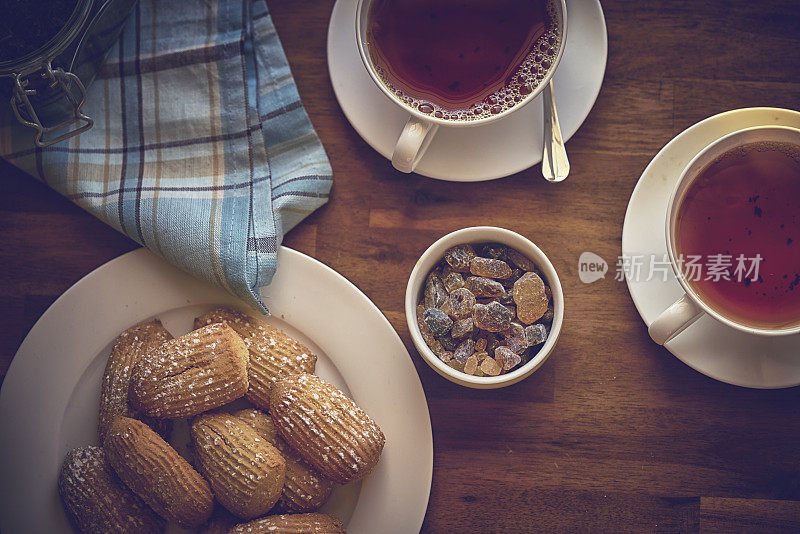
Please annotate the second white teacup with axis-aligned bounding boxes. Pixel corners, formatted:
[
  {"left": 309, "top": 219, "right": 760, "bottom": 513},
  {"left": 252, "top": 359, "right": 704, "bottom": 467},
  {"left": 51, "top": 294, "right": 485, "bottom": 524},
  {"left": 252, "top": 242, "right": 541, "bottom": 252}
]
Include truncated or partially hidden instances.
[{"left": 649, "top": 125, "right": 800, "bottom": 345}]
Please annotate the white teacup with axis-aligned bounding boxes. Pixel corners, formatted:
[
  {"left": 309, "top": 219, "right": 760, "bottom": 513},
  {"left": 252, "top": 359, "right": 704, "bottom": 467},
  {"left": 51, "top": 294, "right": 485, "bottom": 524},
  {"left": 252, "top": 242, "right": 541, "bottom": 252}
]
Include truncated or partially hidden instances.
[
  {"left": 355, "top": 0, "right": 567, "bottom": 173},
  {"left": 649, "top": 125, "right": 800, "bottom": 345}
]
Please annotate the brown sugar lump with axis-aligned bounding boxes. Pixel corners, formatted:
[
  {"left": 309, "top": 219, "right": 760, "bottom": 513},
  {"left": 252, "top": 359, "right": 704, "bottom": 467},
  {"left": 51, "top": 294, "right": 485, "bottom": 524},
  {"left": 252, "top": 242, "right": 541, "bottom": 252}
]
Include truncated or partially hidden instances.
[
  {"left": 270, "top": 373, "right": 385, "bottom": 484},
  {"left": 129, "top": 322, "right": 249, "bottom": 418},
  {"left": 443, "top": 244, "right": 476, "bottom": 272},
  {"left": 469, "top": 256, "right": 512, "bottom": 279},
  {"left": 464, "top": 276, "right": 505, "bottom": 298},
  {"left": 98, "top": 320, "right": 173, "bottom": 442},
  {"left": 58, "top": 446, "right": 165, "bottom": 534},
  {"left": 191, "top": 413, "right": 285, "bottom": 520},
  {"left": 104, "top": 416, "right": 213, "bottom": 528},
  {"left": 229, "top": 513, "right": 346, "bottom": 534},
  {"left": 233, "top": 408, "right": 335, "bottom": 513},
  {"left": 194, "top": 307, "right": 317, "bottom": 410},
  {"left": 473, "top": 301, "right": 514, "bottom": 332},
  {"left": 513, "top": 271, "right": 549, "bottom": 324}
]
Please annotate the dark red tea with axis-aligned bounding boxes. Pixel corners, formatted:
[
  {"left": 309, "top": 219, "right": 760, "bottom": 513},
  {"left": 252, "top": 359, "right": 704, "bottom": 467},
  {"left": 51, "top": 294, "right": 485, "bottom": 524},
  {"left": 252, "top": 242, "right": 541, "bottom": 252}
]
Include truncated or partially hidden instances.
[
  {"left": 366, "top": 0, "right": 560, "bottom": 121},
  {"left": 675, "top": 141, "right": 800, "bottom": 328}
]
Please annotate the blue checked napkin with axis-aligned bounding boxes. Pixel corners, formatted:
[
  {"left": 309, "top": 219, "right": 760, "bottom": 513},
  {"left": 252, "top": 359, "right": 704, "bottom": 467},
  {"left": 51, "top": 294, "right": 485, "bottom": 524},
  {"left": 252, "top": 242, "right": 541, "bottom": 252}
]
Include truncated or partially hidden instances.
[{"left": 0, "top": 0, "right": 332, "bottom": 313}]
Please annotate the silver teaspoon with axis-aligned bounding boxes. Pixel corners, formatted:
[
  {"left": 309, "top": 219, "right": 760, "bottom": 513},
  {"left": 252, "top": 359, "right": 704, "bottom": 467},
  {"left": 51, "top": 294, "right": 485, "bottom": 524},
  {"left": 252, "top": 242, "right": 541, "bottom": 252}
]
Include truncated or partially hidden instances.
[{"left": 541, "top": 79, "right": 569, "bottom": 182}]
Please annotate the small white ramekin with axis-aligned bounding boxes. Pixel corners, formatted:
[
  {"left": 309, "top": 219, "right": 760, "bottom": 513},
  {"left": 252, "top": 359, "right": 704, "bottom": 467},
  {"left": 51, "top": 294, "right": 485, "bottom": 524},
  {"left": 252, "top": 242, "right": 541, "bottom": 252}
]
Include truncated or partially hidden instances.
[{"left": 405, "top": 227, "right": 564, "bottom": 389}]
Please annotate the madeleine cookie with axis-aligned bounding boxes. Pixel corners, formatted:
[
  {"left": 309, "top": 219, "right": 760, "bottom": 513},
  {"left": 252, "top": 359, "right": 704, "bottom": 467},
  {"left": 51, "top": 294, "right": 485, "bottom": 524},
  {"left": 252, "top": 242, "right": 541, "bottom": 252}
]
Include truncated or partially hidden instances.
[
  {"left": 104, "top": 416, "right": 214, "bottom": 527},
  {"left": 58, "top": 446, "right": 165, "bottom": 534},
  {"left": 191, "top": 413, "right": 285, "bottom": 519},
  {"left": 229, "top": 513, "right": 346, "bottom": 534},
  {"left": 129, "top": 322, "right": 249, "bottom": 418},
  {"left": 98, "top": 320, "right": 173, "bottom": 442},
  {"left": 270, "top": 373, "right": 385, "bottom": 484},
  {"left": 194, "top": 307, "right": 316, "bottom": 410},
  {"left": 233, "top": 408, "right": 335, "bottom": 512}
]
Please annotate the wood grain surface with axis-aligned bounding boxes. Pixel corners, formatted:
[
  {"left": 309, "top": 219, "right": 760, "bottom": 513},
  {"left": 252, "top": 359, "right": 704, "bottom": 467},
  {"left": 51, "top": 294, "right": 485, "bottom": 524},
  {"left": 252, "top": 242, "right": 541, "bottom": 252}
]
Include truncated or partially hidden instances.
[{"left": 2, "top": 0, "right": 800, "bottom": 532}]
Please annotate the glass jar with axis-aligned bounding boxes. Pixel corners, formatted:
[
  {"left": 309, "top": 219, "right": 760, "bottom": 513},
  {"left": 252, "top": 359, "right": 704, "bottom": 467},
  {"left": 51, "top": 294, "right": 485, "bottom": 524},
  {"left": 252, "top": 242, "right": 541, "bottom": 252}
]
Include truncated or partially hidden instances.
[{"left": 0, "top": 0, "right": 137, "bottom": 146}]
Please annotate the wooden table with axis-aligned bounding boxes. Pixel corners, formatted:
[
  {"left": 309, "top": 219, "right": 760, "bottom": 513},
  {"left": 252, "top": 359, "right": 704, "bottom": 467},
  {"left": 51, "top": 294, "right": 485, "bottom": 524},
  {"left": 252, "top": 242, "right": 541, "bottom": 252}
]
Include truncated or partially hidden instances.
[{"left": 2, "top": 0, "right": 800, "bottom": 531}]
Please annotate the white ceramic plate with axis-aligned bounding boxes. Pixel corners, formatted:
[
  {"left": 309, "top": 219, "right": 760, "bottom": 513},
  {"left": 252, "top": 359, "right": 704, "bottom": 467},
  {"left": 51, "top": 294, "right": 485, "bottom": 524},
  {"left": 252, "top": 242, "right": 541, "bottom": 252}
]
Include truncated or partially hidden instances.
[
  {"left": 622, "top": 107, "right": 800, "bottom": 389},
  {"left": 0, "top": 247, "right": 432, "bottom": 533},
  {"left": 327, "top": 0, "right": 608, "bottom": 181}
]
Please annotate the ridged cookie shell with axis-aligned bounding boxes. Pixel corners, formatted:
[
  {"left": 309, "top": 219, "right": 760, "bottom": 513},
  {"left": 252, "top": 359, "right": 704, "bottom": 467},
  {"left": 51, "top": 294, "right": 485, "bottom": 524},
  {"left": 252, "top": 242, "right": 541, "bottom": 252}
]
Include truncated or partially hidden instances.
[
  {"left": 104, "top": 416, "right": 214, "bottom": 527},
  {"left": 58, "top": 446, "right": 165, "bottom": 534},
  {"left": 98, "top": 320, "right": 173, "bottom": 442},
  {"left": 191, "top": 413, "right": 286, "bottom": 519},
  {"left": 194, "top": 307, "right": 316, "bottom": 409},
  {"left": 270, "top": 373, "right": 385, "bottom": 484},
  {"left": 228, "top": 513, "right": 346, "bottom": 533},
  {"left": 233, "top": 408, "right": 335, "bottom": 512},
  {"left": 273, "top": 437, "right": 336, "bottom": 513},
  {"left": 231, "top": 408, "right": 278, "bottom": 443},
  {"left": 130, "top": 322, "right": 249, "bottom": 418}
]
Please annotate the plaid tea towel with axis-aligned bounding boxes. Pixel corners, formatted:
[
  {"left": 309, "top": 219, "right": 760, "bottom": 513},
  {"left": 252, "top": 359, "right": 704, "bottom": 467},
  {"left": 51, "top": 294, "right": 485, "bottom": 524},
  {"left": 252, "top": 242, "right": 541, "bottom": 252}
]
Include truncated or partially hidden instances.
[{"left": 0, "top": 0, "right": 332, "bottom": 314}]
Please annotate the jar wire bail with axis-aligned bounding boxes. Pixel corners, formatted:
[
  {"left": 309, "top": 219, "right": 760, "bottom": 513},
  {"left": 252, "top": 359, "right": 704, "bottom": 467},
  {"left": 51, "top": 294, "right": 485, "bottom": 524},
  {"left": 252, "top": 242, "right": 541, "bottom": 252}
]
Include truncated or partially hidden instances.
[{"left": 10, "top": 60, "right": 93, "bottom": 147}]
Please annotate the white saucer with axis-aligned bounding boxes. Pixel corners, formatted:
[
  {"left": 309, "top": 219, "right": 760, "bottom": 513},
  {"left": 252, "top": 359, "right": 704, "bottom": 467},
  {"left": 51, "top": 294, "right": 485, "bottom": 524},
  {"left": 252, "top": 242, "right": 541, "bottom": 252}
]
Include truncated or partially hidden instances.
[
  {"left": 327, "top": 0, "right": 607, "bottom": 181},
  {"left": 622, "top": 107, "right": 800, "bottom": 389}
]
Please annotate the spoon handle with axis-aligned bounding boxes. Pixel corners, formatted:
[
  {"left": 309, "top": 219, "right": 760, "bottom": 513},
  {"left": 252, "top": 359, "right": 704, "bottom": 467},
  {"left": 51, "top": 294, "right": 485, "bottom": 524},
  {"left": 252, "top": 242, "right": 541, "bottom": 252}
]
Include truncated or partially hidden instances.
[{"left": 542, "top": 79, "right": 570, "bottom": 182}]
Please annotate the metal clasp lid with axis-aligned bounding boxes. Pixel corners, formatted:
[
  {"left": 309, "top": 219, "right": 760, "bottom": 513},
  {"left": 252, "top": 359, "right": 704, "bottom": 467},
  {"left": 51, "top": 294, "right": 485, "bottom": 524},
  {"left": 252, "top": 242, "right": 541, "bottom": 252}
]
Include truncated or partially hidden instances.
[{"left": 10, "top": 61, "right": 93, "bottom": 147}]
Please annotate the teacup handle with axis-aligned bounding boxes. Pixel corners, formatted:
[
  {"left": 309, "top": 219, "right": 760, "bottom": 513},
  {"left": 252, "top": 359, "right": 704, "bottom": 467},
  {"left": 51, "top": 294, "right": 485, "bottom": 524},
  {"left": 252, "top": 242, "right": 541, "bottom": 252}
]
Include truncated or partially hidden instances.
[
  {"left": 391, "top": 116, "right": 439, "bottom": 173},
  {"left": 648, "top": 294, "right": 704, "bottom": 345}
]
